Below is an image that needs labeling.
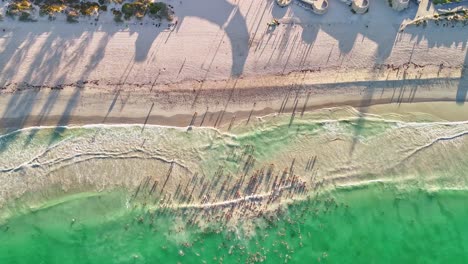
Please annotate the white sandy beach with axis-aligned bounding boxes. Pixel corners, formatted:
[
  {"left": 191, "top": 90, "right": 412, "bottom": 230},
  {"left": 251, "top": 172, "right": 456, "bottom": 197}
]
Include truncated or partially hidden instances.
[{"left": 0, "top": 0, "right": 466, "bottom": 130}]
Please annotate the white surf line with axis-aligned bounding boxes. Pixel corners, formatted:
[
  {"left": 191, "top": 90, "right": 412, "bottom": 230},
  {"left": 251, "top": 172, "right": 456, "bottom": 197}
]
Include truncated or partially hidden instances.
[
  {"left": 164, "top": 184, "right": 295, "bottom": 210},
  {"left": 38, "top": 154, "right": 193, "bottom": 183},
  {"left": 0, "top": 123, "right": 237, "bottom": 141},
  {"left": 2, "top": 108, "right": 468, "bottom": 140},
  {"left": 250, "top": 107, "right": 468, "bottom": 128},
  {"left": 400, "top": 130, "right": 468, "bottom": 164},
  {"left": 2, "top": 150, "right": 191, "bottom": 175},
  {"left": 0, "top": 135, "right": 74, "bottom": 173}
]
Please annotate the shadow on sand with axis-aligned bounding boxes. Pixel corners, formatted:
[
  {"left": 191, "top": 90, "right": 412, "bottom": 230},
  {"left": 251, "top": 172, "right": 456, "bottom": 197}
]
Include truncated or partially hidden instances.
[{"left": 0, "top": 0, "right": 251, "bottom": 151}]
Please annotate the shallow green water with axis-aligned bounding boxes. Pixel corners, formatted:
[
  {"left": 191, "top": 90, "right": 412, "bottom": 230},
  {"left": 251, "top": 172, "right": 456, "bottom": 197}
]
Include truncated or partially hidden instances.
[
  {"left": 2, "top": 109, "right": 468, "bottom": 263},
  {"left": 1, "top": 184, "right": 468, "bottom": 264}
]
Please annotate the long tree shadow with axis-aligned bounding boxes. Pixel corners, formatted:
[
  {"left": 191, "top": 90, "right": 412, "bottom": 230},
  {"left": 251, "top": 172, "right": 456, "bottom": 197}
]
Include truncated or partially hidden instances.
[
  {"left": 174, "top": 0, "right": 250, "bottom": 77},
  {"left": 264, "top": 1, "right": 416, "bottom": 156},
  {"left": 23, "top": 89, "right": 60, "bottom": 146},
  {"left": 456, "top": 51, "right": 467, "bottom": 104},
  {"left": 262, "top": 0, "right": 467, "bottom": 157},
  {"left": 264, "top": 2, "right": 319, "bottom": 67},
  {"left": 321, "top": 0, "right": 416, "bottom": 61},
  {"left": 47, "top": 88, "right": 82, "bottom": 146},
  {"left": 1, "top": 1, "right": 251, "bottom": 150},
  {"left": 0, "top": 25, "right": 119, "bottom": 151},
  {"left": 267, "top": 0, "right": 415, "bottom": 65},
  {"left": 105, "top": 0, "right": 251, "bottom": 116},
  {"left": 337, "top": 4, "right": 467, "bottom": 155},
  {"left": 0, "top": 89, "right": 41, "bottom": 153}
]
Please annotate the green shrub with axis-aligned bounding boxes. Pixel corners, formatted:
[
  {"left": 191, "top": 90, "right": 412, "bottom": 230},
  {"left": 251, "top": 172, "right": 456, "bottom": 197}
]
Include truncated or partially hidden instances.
[
  {"left": 19, "top": 11, "right": 30, "bottom": 21},
  {"left": 148, "top": 2, "right": 171, "bottom": 20},
  {"left": 79, "top": 2, "right": 99, "bottom": 16},
  {"left": 121, "top": 1, "right": 145, "bottom": 19},
  {"left": 100, "top": 4, "right": 107, "bottom": 11},
  {"left": 119, "top": 1, "right": 172, "bottom": 20},
  {"left": 19, "top": 11, "right": 36, "bottom": 21},
  {"left": 66, "top": 9, "right": 79, "bottom": 22},
  {"left": 7, "top": 0, "right": 33, "bottom": 16},
  {"left": 39, "top": 4, "right": 64, "bottom": 16},
  {"left": 113, "top": 9, "right": 123, "bottom": 22},
  {"left": 148, "top": 2, "right": 163, "bottom": 15},
  {"left": 121, "top": 2, "right": 135, "bottom": 19}
]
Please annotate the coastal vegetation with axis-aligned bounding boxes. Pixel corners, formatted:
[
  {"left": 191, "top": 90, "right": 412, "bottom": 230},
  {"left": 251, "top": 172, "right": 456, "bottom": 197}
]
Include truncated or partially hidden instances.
[
  {"left": 6, "top": 0, "right": 34, "bottom": 17},
  {"left": 66, "top": 9, "right": 79, "bottom": 23},
  {"left": 121, "top": 0, "right": 170, "bottom": 20},
  {"left": 112, "top": 9, "right": 123, "bottom": 22},
  {"left": 39, "top": 4, "right": 65, "bottom": 17},
  {"left": 38, "top": 0, "right": 106, "bottom": 17},
  {"left": 2, "top": 0, "right": 172, "bottom": 22},
  {"left": 404, "top": 7, "right": 468, "bottom": 29},
  {"left": 1, "top": 0, "right": 465, "bottom": 24},
  {"left": 18, "top": 10, "right": 37, "bottom": 21}
]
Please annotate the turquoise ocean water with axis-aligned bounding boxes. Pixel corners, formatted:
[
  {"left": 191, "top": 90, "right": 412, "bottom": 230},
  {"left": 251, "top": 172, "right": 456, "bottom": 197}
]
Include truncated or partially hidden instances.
[{"left": 1, "top": 108, "right": 468, "bottom": 263}]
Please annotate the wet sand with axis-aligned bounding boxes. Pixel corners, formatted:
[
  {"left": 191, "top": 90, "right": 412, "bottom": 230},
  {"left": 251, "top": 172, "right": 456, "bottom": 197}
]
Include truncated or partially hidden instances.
[{"left": 0, "top": 64, "right": 467, "bottom": 133}]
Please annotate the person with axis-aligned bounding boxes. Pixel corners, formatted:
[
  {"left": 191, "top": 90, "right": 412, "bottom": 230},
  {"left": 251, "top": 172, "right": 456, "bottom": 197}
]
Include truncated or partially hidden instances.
[{"left": 268, "top": 19, "right": 280, "bottom": 27}]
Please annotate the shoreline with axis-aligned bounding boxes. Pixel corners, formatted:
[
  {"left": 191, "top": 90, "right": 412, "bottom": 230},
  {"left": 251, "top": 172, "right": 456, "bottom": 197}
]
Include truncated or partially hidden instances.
[
  {"left": 1, "top": 96, "right": 468, "bottom": 132},
  {"left": 0, "top": 65, "right": 467, "bottom": 132}
]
